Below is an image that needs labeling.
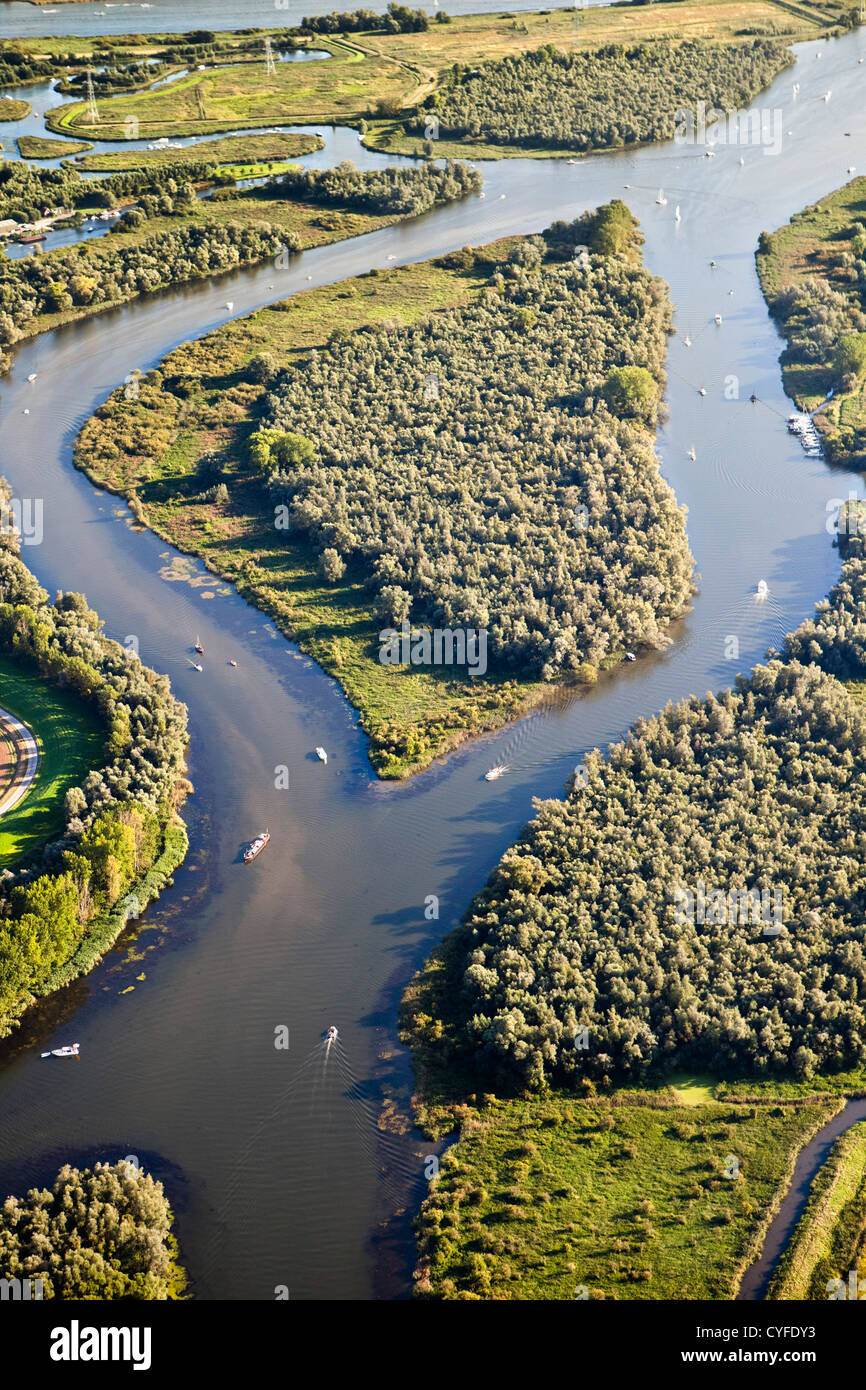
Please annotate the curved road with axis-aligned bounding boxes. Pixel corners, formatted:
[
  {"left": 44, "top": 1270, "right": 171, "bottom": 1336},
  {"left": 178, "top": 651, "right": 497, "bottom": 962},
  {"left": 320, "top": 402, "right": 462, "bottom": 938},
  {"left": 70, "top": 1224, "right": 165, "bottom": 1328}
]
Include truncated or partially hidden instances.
[{"left": 0, "top": 704, "right": 39, "bottom": 816}]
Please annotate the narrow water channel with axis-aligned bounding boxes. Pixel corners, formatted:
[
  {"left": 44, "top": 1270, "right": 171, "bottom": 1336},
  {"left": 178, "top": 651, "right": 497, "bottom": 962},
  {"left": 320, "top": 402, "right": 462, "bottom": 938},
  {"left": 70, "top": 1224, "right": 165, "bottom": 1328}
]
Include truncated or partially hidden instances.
[{"left": 0, "top": 23, "right": 864, "bottom": 1300}]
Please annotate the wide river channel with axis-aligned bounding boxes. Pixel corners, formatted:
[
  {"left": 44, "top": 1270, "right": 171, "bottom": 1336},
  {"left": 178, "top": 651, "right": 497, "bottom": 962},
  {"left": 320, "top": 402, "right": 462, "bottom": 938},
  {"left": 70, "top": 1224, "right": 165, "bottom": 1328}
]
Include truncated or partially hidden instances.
[{"left": 0, "top": 9, "right": 865, "bottom": 1299}]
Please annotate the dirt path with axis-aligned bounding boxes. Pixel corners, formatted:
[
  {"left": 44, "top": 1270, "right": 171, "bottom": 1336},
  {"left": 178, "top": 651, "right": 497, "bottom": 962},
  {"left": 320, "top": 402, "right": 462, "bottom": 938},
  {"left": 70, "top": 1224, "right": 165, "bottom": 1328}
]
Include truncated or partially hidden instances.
[{"left": 0, "top": 705, "right": 39, "bottom": 816}]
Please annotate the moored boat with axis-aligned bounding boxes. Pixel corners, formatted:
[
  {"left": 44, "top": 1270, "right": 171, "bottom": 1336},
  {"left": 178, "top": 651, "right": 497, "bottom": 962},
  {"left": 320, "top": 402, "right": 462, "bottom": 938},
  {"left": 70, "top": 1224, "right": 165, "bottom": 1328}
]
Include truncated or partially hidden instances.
[
  {"left": 41, "top": 1043, "right": 80, "bottom": 1058},
  {"left": 244, "top": 830, "right": 270, "bottom": 863}
]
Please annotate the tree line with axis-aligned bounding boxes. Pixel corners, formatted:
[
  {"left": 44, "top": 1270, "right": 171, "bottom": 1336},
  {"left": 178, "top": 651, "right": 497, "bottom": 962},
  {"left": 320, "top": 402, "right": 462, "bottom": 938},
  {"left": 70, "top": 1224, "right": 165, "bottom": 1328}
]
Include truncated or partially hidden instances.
[
  {"left": 300, "top": 5, "right": 438, "bottom": 33},
  {"left": 0, "top": 505, "right": 188, "bottom": 1031},
  {"left": 259, "top": 205, "right": 694, "bottom": 681},
  {"left": 411, "top": 39, "right": 792, "bottom": 151}
]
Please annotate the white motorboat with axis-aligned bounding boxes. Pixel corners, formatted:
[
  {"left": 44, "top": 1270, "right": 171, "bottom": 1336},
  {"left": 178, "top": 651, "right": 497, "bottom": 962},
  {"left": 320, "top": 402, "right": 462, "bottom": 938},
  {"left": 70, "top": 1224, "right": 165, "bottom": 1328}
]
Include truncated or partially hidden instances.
[
  {"left": 315, "top": 746, "right": 328, "bottom": 764},
  {"left": 485, "top": 764, "right": 509, "bottom": 781},
  {"left": 27, "top": 373, "right": 37, "bottom": 383},
  {"left": 687, "top": 447, "right": 696, "bottom": 461},
  {"left": 326, "top": 1025, "right": 338, "bottom": 1042},
  {"left": 714, "top": 314, "right": 723, "bottom": 325},
  {"left": 41, "top": 1043, "right": 80, "bottom": 1058},
  {"left": 625, "top": 651, "right": 637, "bottom": 662},
  {"left": 244, "top": 830, "right": 270, "bottom": 864},
  {"left": 655, "top": 189, "right": 667, "bottom": 206}
]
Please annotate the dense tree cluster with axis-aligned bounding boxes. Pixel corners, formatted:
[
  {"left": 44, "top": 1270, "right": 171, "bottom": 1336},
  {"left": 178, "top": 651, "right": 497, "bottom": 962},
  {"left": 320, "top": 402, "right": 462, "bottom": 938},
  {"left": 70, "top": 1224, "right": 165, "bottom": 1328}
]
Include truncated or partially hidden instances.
[
  {"left": 0, "top": 1162, "right": 186, "bottom": 1299},
  {"left": 0, "top": 219, "right": 289, "bottom": 340},
  {"left": 783, "top": 554, "right": 866, "bottom": 676},
  {"left": 263, "top": 157, "right": 480, "bottom": 216},
  {"left": 0, "top": 159, "right": 213, "bottom": 224},
  {"left": 59, "top": 60, "right": 169, "bottom": 97},
  {"left": 261, "top": 209, "right": 693, "bottom": 678},
  {"left": 406, "top": 657, "right": 866, "bottom": 1088},
  {"left": 412, "top": 39, "right": 791, "bottom": 150},
  {"left": 0, "top": 47, "right": 76, "bottom": 90},
  {"left": 0, "top": 508, "right": 188, "bottom": 1026},
  {"left": 301, "top": 5, "right": 432, "bottom": 33}
]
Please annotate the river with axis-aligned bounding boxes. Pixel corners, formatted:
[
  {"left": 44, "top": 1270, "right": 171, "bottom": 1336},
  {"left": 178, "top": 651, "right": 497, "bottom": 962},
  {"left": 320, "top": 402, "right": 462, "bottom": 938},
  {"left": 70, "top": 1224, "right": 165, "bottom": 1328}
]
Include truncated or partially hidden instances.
[{"left": 0, "top": 20, "right": 864, "bottom": 1300}]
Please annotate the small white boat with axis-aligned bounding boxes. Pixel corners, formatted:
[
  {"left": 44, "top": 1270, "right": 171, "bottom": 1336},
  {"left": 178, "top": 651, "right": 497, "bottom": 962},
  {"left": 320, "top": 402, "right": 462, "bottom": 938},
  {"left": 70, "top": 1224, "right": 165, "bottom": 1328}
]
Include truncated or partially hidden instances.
[
  {"left": 674, "top": 205, "right": 680, "bottom": 222},
  {"left": 739, "top": 157, "right": 745, "bottom": 166},
  {"left": 485, "top": 764, "right": 509, "bottom": 781},
  {"left": 714, "top": 314, "right": 723, "bottom": 325},
  {"left": 655, "top": 189, "right": 667, "bottom": 206},
  {"left": 22, "top": 408, "right": 29, "bottom": 415},
  {"left": 567, "top": 159, "right": 576, "bottom": 166},
  {"left": 757, "top": 579, "right": 769, "bottom": 598},
  {"left": 705, "top": 150, "right": 715, "bottom": 159},
  {"left": 244, "top": 830, "right": 270, "bottom": 863},
  {"left": 625, "top": 651, "right": 636, "bottom": 662},
  {"left": 315, "top": 746, "right": 328, "bottom": 764},
  {"left": 27, "top": 372, "right": 37, "bottom": 383},
  {"left": 191, "top": 662, "right": 203, "bottom": 672},
  {"left": 41, "top": 1043, "right": 79, "bottom": 1059},
  {"left": 698, "top": 387, "right": 706, "bottom": 397},
  {"left": 228, "top": 658, "right": 238, "bottom": 667},
  {"left": 224, "top": 301, "right": 234, "bottom": 311},
  {"left": 687, "top": 447, "right": 697, "bottom": 461},
  {"left": 194, "top": 635, "right": 203, "bottom": 654},
  {"left": 824, "top": 90, "right": 832, "bottom": 102},
  {"left": 683, "top": 335, "right": 692, "bottom": 348},
  {"left": 326, "top": 1025, "right": 338, "bottom": 1042}
]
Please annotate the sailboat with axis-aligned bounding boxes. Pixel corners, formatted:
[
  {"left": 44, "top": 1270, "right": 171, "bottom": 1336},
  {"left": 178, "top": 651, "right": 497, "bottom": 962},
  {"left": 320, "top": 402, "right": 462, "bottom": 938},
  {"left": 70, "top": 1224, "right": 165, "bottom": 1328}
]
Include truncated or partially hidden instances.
[
  {"left": 674, "top": 205, "right": 681, "bottom": 222},
  {"left": 655, "top": 189, "right": 667, "bottom": 206}
]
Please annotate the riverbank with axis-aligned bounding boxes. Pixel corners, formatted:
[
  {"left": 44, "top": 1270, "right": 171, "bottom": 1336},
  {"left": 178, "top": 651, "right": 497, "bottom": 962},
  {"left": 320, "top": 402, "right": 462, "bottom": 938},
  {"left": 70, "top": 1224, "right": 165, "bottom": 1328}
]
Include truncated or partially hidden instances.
[{"left": 756, "top": 174, "right": 866, "bottom": 465}]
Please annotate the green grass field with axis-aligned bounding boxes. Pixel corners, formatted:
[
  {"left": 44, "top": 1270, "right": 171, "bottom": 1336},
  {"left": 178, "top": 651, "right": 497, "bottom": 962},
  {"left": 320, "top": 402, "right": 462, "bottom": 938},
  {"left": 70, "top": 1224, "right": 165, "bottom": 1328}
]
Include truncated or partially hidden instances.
[
  {"left": 47, "top": 40, "right": 410, "bottom": 141},
  {"left": 414, "top": 1094, "right": 840, "bottom": 1300},
  {"left": 16, "top": 135, "right": 92, "bottom": 159},
  {"left": 73, "top": 131, "right": 322, "bottom": 172},
  {"left": 0, "top": 99, "right": 31, "bottom": 122},
  {"left": 0, "top": 652, "right": 104, "bottom": 868}
]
